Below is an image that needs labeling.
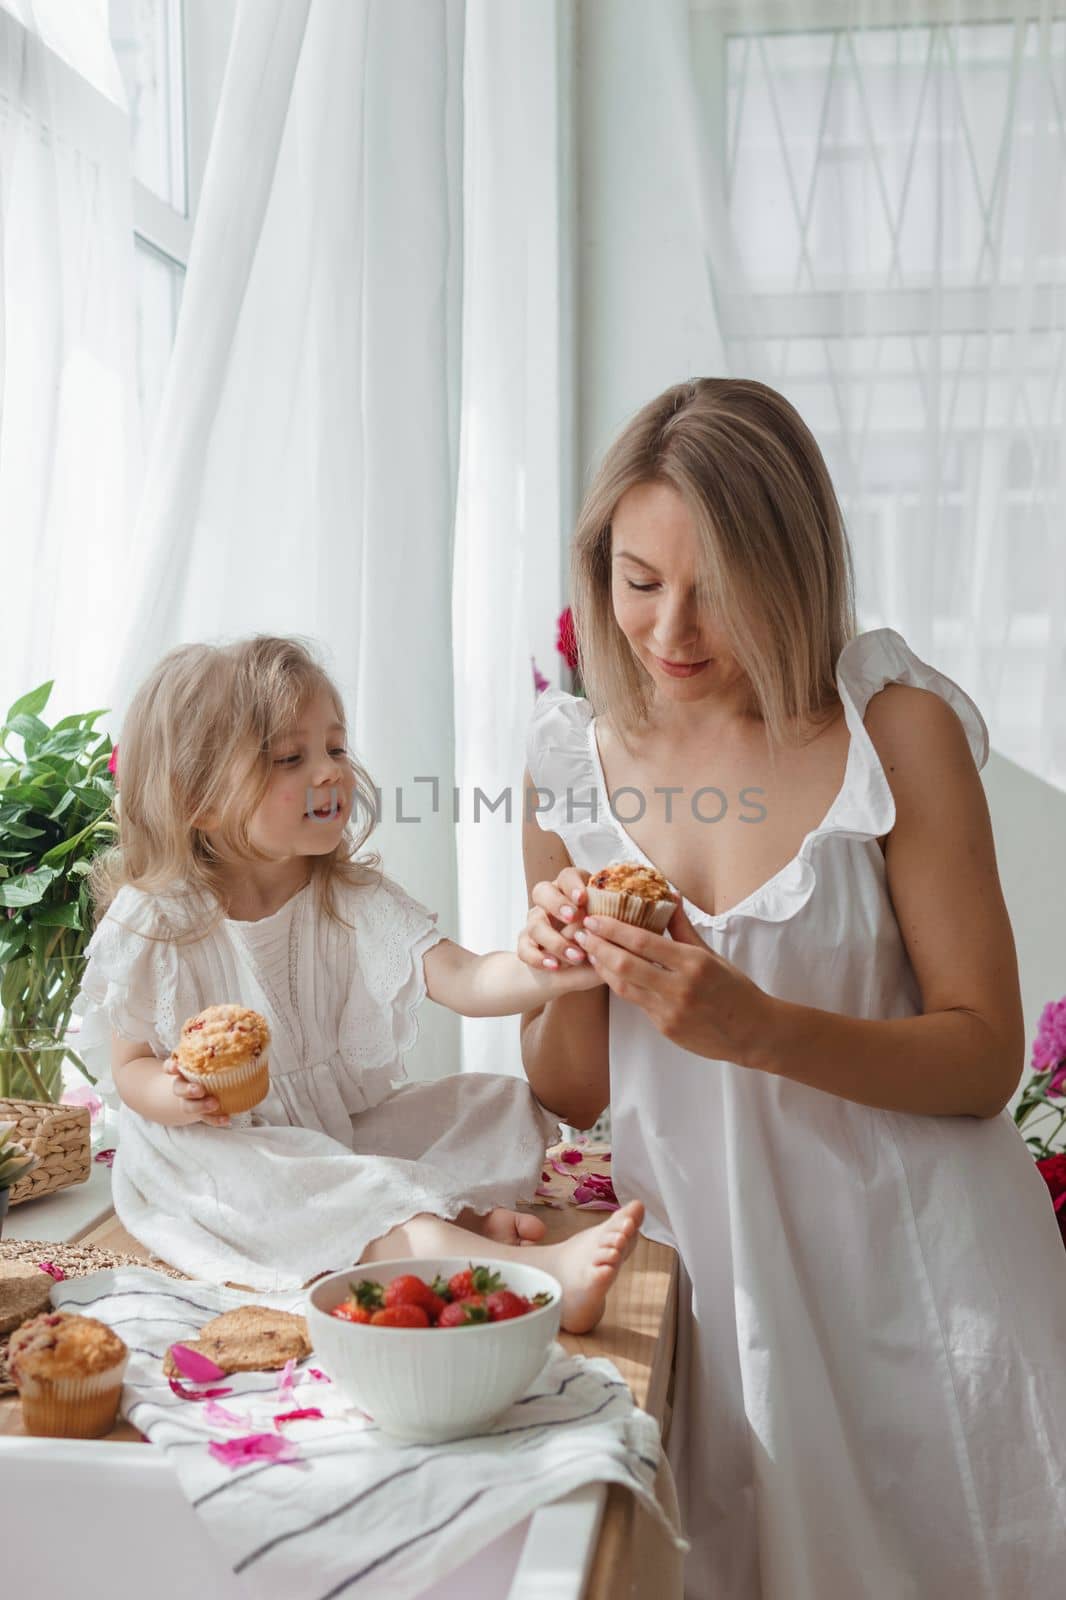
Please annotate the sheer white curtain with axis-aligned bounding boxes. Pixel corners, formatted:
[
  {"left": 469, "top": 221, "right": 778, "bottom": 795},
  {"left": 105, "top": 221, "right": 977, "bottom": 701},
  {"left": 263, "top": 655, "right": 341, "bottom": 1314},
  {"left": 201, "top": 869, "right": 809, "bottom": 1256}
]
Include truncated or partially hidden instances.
[
  {"left": 0, "top": 0, "right": 139, "bottom": 716},
  {"left": 685, "top": 0, "right": 1066, "bottom": 791},
  {"left": 453, "top": 0, "right": 576, "bottom": 1076},
  {"left": 111, "top": 0, "right": 464, "bottom": 1078}
]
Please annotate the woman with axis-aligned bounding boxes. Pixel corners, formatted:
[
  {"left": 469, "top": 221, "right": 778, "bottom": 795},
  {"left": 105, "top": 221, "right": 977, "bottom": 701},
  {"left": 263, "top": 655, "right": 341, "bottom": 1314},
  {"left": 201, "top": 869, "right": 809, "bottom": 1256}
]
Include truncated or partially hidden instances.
[{"left": 518, "top": 379, "right": 1066, "bottom": 1597}]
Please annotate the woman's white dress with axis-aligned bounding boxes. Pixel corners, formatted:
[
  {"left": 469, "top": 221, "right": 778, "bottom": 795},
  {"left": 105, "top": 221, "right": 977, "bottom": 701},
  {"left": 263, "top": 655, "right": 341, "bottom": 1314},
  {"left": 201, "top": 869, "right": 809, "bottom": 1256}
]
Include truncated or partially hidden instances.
[
  {"left": 74, "top": 872, "right": 558, "bottom": 1289},
  {"left": 527, "top": 627, "right": 1066, "bottom": 1597}
]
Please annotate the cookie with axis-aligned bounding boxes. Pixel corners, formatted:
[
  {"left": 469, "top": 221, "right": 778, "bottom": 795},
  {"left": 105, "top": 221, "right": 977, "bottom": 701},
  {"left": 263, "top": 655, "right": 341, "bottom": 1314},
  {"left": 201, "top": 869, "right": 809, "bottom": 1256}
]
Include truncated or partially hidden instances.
[
  {"left": 0, "top": 1262, "right": 56, "bottom": 1336},
  {"left": 163, "top": 1305, "right": 310, "bottom": 1376}
]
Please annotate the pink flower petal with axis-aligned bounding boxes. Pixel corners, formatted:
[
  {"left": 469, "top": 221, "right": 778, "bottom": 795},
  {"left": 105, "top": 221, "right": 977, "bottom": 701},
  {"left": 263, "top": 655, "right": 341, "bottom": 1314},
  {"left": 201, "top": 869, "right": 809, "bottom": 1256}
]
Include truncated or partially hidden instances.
[
  {"left": 306, "top": 1368, "right": 331, "bottom": 1384},
  {"left": 169, "top": 1377, "right": 234, "bottom": 1401},
  {"left": 560, "top": 1147, "right": 584, "bottom": 1165},
  {"left": 274, "top": 1407, "right": 324, "bottom": 1428},
  {"left": 208, "top": 1432, "right": 301, "bottom": 1469},
  {"left": 203, "top": 1399, "right": 246, "bottom": 1428},
  {"left": 170, "top": 1343, "right": 227, "bottom": 1382},
  {"left": 275, "top": 1358, "right": 296, "bottom": 1403},
  {"left": 541, "top": 1171, "right": 551, "bottom": 1182},
  {"left": 94, "top": 1148, "right": 116, "bottom": 1167},
  {"left": 573, "top": 1199, "right": 617, "bottom": 1210},
  {"left": 37, "top": 1262, "right": 65, "bottom": 1282},
  {"left": 61, "top": 1086, "right": 103, "bottom": 1120},
  {"left": 549, "top": 1157, "right": 579, "bottom": 1178}
]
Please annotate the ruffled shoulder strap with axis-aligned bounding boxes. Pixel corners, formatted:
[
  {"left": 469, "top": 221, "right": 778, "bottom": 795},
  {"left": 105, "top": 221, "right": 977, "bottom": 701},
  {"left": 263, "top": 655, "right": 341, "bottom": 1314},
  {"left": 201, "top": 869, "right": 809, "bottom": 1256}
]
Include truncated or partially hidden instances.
[
  {"left": 71, "top": 884, "right": 187, "bottom": 1097},
  {"left": 525, "top": 687, "right": 621, "bottom": 869},
  {"left": 823, "top": 626, "right": 991, "bottom": 841},
  {"left": 336, "top": 871, "right": 445, "bottom": 1082}
]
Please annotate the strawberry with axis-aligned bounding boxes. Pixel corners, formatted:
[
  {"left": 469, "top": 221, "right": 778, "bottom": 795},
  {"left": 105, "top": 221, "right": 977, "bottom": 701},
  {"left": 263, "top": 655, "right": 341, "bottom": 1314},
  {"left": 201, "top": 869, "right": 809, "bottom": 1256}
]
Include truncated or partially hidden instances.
[
  {"left": 347, "top": 1277, "right": 385, "bottom": 1312},
  {"left": 485, "top": 1290, "right": 531, "bottom": 1322},
  {"left": 330, "top": 1302, "right": 370, "bottom": 1324},
  {"left": 447, "top": 1264, "right": 503, "bottom": 1302},
  {"left": 370, "top": 1304, "right": 430, "bottom": 1329},
  {"left": 384, "top": 1274, "right": 446, "bottom": 1321},
  {"left": 437, "top": 1295, "right": 490, "bottom": 1328}
]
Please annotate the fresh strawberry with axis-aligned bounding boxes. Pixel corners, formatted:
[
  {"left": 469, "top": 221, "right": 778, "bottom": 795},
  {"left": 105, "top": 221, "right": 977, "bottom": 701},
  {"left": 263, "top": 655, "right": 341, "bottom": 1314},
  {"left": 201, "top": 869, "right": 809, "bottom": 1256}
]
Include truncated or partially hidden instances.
[
  {"left": 485, "top": 1290, "right": 531, "bottom": 1322},
  {"left": 370, "top": 1304, "right": 430, "bottom": 1329},
  {"left": 447, "top": 1264, "right": 503, "bottom": 1302},
  {"left": 437, "top": 1295, "right": 490, "bottom": 1327},
  {"left": 347, "top": 1277, "right": 385, "bottom": 1312},
  {"left": 384, "top": 1274, "right": 446, "bottom": 1321},
  {"left": 330, "top": 1302, "right": 371, "bottom": 1324}
]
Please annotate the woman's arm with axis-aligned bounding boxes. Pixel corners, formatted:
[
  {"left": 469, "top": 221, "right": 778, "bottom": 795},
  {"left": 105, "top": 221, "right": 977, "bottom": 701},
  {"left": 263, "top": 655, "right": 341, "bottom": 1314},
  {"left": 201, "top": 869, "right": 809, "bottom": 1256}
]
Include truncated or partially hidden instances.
[
  {"left": 111, "top": 1035, "right": 231, "bottom": 1126},
  {"left": 515, "top": 769, "right": 610, "bottom": 1129},
  {"left": 572, "top": 688, "right": 1024, "bottom": 1119},
  {"left": 749, "top": 685, "right": 1024, "bottom": 1117}
]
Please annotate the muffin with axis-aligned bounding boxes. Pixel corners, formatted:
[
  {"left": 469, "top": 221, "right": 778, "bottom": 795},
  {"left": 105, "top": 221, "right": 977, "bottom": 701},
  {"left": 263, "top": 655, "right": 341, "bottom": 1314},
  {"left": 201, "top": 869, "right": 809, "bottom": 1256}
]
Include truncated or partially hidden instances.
[
  {"left": 174, "top": 1003, "right": 271, "bottom": 1114},
  {"left": 586, "top": 862, "right": 678, "bottom": 933},
  {"left": 9, "top": 1311, "right": 128, "bottom": 1437},
  {"left": 163, "top": 1305, "right": 311, "bottom": 1377}
]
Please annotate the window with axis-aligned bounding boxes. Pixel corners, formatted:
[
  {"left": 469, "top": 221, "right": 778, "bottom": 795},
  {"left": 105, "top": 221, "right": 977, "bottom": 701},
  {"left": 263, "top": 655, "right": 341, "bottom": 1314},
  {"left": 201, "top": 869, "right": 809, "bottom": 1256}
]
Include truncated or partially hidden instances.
[
  {"left": 108, "top": 0, "right": 233, "bottom": 448},
  {"left": 691, "top": 1, "right": 1066, "bottom": 784}
]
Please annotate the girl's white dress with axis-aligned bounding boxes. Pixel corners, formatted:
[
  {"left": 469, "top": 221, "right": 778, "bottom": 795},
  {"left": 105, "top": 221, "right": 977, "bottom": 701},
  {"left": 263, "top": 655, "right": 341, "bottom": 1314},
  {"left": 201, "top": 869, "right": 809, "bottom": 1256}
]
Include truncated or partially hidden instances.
[
  {"left": 74, "top": 872, "right": 558, "bottom": 1289},
  {"left": 527, "top": 627, "right": 1066, "bottom": 1597}
]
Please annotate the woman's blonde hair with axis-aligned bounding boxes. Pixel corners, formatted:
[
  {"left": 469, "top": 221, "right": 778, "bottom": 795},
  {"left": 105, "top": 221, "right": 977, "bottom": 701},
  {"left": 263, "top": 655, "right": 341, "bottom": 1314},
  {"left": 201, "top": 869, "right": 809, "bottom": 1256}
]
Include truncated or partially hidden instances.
[
  {"left": 90, "top": 636, "right": 381, "bottom": 938},
  {"left": 571, "top": 378, "right": 857, "bottom": 752}
]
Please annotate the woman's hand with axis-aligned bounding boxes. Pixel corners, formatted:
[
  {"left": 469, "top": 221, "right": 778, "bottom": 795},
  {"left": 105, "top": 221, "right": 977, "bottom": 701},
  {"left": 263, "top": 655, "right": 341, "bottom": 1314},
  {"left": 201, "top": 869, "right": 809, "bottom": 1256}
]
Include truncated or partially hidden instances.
[
  {"left": 571, "top": 901, "right": 774, "bottom": 1067},
  {"left": 164, "top": 1055, "right": 231, "bottom": 1127},
  {"left": 518, "top": 867, "right": 593, "bottom": 971}
]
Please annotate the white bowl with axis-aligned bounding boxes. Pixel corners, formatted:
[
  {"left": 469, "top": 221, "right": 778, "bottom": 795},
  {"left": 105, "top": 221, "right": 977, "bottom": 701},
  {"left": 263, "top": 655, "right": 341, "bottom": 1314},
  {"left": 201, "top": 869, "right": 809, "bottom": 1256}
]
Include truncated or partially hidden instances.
[{"left": 305, "top": 1257, "right": 562, "bottom": 1442}]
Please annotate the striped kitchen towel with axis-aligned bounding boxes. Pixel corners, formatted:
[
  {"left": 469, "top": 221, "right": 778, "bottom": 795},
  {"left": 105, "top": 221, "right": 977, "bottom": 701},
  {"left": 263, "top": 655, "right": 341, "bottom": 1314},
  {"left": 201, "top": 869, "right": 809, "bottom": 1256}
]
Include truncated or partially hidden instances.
[{"left": 52, "top": 1267, "right": 684, "bottom": 1599}]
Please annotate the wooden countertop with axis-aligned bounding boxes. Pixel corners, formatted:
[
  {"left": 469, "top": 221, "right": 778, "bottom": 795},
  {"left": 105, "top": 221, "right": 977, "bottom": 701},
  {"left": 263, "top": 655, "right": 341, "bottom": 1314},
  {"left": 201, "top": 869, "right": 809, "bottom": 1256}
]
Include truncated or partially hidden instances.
[{"left": 2, "top": 1198, "right": 679, "bottom": 1595}]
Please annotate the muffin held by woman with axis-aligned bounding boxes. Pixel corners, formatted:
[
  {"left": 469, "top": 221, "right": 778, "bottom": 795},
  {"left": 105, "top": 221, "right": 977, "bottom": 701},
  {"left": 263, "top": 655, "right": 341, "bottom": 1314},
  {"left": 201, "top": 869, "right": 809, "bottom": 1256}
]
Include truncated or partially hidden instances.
[
  {"left": 586, "top": 862, "right": 678, "bottom": 933},
  {"left": 9, "top": 1311, "right": 128, "bottom": 1438},
  {"left": 173, "top": 1003, "right": 271, "bottom": 1114}
]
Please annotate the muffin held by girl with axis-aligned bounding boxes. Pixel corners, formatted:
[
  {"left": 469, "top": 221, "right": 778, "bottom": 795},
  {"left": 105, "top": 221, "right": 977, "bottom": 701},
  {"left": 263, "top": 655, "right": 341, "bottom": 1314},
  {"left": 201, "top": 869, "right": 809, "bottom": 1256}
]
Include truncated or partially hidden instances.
[
  {"left": 9, "top": 1311, "right": 128, "bottom": 1438},
  {"left": 173, "top": 1004, "right": 271, "bottom": 1114},
  {"left": 586, "top": 862, "right": 678, "bottom": 932}
]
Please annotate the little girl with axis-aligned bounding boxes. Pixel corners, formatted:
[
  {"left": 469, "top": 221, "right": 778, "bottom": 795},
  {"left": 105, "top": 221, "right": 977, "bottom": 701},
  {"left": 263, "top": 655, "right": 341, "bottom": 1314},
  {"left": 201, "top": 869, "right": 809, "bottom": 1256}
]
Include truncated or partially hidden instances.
[{"left": 76, "top": 634, "right": 640, "bottom": 1323}]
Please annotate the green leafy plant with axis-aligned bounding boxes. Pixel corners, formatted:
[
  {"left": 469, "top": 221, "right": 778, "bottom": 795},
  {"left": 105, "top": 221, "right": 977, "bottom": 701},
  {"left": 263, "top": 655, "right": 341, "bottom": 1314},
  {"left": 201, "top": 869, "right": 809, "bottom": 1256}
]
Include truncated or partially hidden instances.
[
  {"left": 0, "top": 1120, "right": 37, "bottom": 1189},
  {"left": 0, "top": 681, "right": 117, "bottom": 1100}
]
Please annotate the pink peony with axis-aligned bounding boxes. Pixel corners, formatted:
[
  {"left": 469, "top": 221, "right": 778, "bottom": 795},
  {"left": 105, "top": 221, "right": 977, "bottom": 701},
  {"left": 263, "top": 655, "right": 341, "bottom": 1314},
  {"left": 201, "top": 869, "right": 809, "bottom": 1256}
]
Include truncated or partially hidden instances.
[
  {"left": 61, "top": 1085, "right": 103, "bottom": 1121},
  {"left": 532, "top": 657, "right": 550, "bottom": 695},
  {"left": 1031, "top": 997, "right": 1066, "bottom": 1077},
  {"left": 556, "top": 607, "right": 579, "bottom": 673}
]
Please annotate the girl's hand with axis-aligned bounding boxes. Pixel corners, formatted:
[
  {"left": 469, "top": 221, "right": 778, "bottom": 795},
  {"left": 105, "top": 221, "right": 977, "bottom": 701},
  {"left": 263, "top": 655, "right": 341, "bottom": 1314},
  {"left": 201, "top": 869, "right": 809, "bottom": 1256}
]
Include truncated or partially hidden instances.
[
  {"left": 164, "top": 1055, "right": 231, "bottom": 1127},
  {"left": 571, "top": 901, "right": 773, "bottom": 1067},
  {"left": 519, "top": 867, "right": 593, "bottom": 972}
]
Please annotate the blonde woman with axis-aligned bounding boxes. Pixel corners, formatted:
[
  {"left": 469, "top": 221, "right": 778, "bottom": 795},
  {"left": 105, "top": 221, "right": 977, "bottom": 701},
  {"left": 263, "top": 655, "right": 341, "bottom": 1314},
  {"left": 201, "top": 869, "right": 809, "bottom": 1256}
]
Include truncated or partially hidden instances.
[
  {"left": 76, "top": 635, "right": 642, "bottom": 1320},
  {"left": 520, "top": 379, "right": 1066, "bottom": 1595}
]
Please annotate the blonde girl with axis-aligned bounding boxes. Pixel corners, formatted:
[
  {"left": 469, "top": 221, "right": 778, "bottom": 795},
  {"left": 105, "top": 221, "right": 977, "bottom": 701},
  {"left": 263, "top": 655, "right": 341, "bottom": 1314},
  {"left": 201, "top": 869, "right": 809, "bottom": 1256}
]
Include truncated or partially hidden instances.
[{"left": 76, "top": 635, "right": 640, "bottom": 1326}]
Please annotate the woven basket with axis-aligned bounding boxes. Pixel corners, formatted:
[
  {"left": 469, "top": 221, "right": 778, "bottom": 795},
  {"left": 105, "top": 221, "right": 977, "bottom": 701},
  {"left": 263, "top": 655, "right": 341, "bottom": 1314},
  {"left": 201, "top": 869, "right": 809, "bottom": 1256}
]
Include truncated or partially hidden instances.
[{"left": 0, "top": 1098, "right": 91, "bottom": 1205}]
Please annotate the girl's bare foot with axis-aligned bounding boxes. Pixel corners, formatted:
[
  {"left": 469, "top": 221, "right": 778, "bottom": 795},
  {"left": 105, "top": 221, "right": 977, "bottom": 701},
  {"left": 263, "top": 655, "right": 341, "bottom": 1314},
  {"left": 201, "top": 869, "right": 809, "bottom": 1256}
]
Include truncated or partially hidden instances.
[
  {"left": 359, "top": 1199, "right": 645, "bottom": 1333},
  {"left": 544, "top": 1200, "right": 644, "bottom": 1334},
  {"left": 464, "top": 1206, "right": 547, "bottom": 1245}
]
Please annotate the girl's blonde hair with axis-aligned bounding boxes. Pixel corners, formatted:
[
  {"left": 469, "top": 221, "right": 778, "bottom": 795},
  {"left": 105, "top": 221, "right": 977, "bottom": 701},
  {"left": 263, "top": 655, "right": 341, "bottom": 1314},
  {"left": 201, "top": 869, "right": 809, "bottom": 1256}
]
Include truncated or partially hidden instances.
[
  {"left": 90, "top": 636, "right": 381, "bottom": 938},
  {"left": 571, "top": 378, "right": 857, "bottom": 752}
]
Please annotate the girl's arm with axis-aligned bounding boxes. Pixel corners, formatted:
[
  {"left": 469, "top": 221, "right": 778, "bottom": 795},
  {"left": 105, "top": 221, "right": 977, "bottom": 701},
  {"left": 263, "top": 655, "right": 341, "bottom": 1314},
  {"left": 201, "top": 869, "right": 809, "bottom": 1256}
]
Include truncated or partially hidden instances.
[
  {"left": 111, "top": 1036, "right": 231, "bottom": 1127},
  {"left": 422, "top": 936, "right": 603, "bottom": 1018}
]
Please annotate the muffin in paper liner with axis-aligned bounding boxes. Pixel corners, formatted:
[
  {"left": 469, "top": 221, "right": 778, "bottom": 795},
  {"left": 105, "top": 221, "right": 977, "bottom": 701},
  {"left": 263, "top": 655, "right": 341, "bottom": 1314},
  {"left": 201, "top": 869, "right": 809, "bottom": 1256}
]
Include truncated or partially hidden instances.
[
  {"left": 175, "top": 1050, "right": 270, "bottom": 1114},
  {"left": 16, "top": 1359, "right": 129, "bottom": 1438},
  {"left": 174, "top": 1004, "right": 271, "bottom": 1113},
  {"left": 586, "top": 863, "right": 678, "bottom": 933},
  {"left": 10, "top": 1312, "right": 129, "bottom": 1438}
]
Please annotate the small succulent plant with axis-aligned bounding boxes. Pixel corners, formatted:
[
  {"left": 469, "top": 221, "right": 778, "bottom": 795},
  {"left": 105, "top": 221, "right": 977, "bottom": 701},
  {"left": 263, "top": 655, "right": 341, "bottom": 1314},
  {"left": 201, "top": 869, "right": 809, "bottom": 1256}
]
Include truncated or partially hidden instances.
[{"left": 0, "top": 1120, "right": 37, "bottom": 1191}]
